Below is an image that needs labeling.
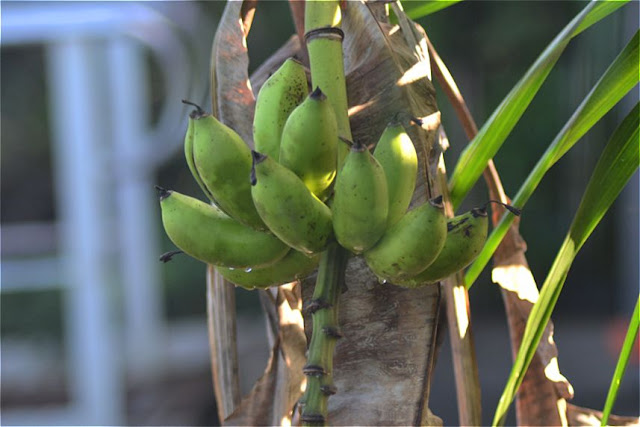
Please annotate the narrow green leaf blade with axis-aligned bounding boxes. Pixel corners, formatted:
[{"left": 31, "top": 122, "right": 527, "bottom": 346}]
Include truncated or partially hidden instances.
[
  {"left": 492, "top": 102, "right": 640, "bottom": 426},
  {"left": 465, "top": 30, "right": 639, "bottom": 290},
  {"left": 601, "top": 296, "right": 640, "bottom": 426},
  {"left": 448, "top": 0, "right": 628, "bottom": 210},
  {"left": 572, "top": 1, "right": 630, "bottom": 38},
  {"left": 401, "top": 0, "right": 464, "bottom": 19}
]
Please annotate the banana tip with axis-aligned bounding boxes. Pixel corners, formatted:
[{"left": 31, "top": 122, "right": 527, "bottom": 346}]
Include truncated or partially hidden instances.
[
  {"left": 181, "top": 99, "right": 207, "bottom": 118},
  {"left": 250, "top": 151, "right": 267, "bottom": 186},
  {"left": 310, "top": 86, "right": 327, "bottom": 101},
  {"left": 155, "top": 185, "right": 171, "bottom": 201},
  {"left": 350, "top": 139, "right": 367, "bottom": 152},
  {"left": 485, "top": 200, "right": 522, "bottom": 216},
  {"left": 430, "top": 195, "right": 444, "bottom": 209},
  {"left": 471, "top": 207, "right": 488, "bottom": 218},
  {"left": 251, "top": 150, "right": 267, "bottom": 165},
  {"left": 410, "top": 116, "right": 423, "bottom": 126}
]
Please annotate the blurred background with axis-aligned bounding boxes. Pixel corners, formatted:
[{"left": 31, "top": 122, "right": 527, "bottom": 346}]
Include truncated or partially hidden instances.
[{"left": 1, "top": 1, "right": 637, "bottom": 425}]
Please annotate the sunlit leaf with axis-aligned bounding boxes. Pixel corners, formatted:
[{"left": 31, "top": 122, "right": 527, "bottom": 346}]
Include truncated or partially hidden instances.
[
  {"left": 401, "top": 0, "right": 464, "bottom": 19},
  {"left": 601, "top": 296, "right": 640, "bottom": 426},
  {"left": 448, "top": 0, "right": 630, "bottom": 210},
  {"left": 492, "top": 102, "right": 640, "bottom": 426},
  {"left": 465, "top": 30, "right": 639, "bottom": 289},
  {"left": 572, "top": 1, "right": 629, "bottom": 38}
]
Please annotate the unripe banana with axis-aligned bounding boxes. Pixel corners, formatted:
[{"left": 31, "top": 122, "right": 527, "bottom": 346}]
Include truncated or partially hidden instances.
[
  {"left": 363, "top": 196, "right": 447, "bottom": 282},
  {"left": 373, "top": 119, "right": 418, "bottom": 227},
  {"left": 253, "top": 58, "right": 308, "bottom": 161},
  {"left": 250, "top": 151, "right": 333, "bottom": 255},
  {"left": 396, "top": 207, "right": 489, "bottom": 287},
  {"left": 191, "top": 109, "right": 266, "bottom": 230},
  {"left": 182, "top": 102, "right": 215, "bottom": 202},
  {"left": 280, "top": 87, "right": 338, "bottom": 198},
  {"left": 157, "top": 187, "right": 288, "bottom": 268},
  {"left": 217, "top": 250, "right": 320, "bottom": 290},
  {"left": 332, "top": 140, "right": 389, "bottom": 253}
]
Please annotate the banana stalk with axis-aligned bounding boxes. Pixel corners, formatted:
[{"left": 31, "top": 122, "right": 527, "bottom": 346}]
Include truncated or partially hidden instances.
[
  {"left": 300, "top": 242, "right": 347, "bottom": 425},
  {"left": 301, "top": 1, "right": 351, "bottom": 425},
  {"left": 305, "top": 0, "right": 351, "bottom": 168}
]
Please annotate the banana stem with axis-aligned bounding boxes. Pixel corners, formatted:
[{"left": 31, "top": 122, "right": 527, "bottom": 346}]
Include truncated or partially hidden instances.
[
  {"left": 304, "top": 0, "right": 351, "bottom": 167},
  {"left": 301, "top": 242, "right": 347, "bottom": 426},
  {"left": 301, "top": 1, "right": 351, "bottom": 425}
]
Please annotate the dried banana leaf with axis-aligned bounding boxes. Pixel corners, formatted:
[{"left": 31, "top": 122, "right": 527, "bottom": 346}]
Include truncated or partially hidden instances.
[
  {"left": 224, "top": 283, "right": 307, "bottom": 426},
  {"left": 209, "top": 0, "right": 256, "bottom": 144}
]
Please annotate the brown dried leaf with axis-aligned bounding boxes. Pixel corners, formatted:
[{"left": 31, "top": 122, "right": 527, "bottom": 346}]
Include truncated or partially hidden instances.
[
  {"left": 225, "top": 283, "right": 307, "bottom": 426},
  {"left": 210, "top": 0, "right": 256, "bottom": 145},
  {"left": 207, "top": 267, "right": 241, "bottom": 422},
  {"left": 224, "top": 337, "right": 282, "bottom": 426}
]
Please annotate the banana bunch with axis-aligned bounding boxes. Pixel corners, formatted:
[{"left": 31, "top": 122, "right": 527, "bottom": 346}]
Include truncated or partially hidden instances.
[
  {"left": 159, "top": 57, "right": 518, "bottom": 290},
  {"left": 159, "top": 58, "right": 329, "bottom": 289}
]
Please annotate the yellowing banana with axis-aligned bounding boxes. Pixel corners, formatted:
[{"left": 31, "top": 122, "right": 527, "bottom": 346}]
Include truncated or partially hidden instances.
[
  {"left": 332, "top": 140, "right": 389, "bottom": 253},
  {"left": 157, "top": 187, "right": 289, "bottom": 268},
  {"left": 396, "top": 207, "right": 489, "bottom": 287},
  {"left": 191, "top": 110, "right": 266, "bottom": 231},
  {"left": 363, "top": 196, "right": 446, "bottom": 282},
  {"left": 373, "top": 120, "right": 418, "bottom": 227},
  {"left": 253, "top": 58, "right": 309, "bottom": 161},
  {"left": 280, "top": 87, "right": 338, "bottom": 198},
  {"left": 217, "top": 250, "right": 320, "bottom": 290},
  {"left": 250, "top": 151, "right": 333, "bottom": 254}
]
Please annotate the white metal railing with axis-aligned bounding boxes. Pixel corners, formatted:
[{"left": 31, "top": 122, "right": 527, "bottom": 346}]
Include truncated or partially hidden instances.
[{"left": 1, "top": 2, "right": 208, "bottom": 424}]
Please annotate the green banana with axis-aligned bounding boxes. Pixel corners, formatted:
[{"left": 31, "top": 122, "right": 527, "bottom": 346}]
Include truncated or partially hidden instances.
[
  {"left": 253, "top": 58, "right": 308, "bottom": 161},
  {"left": 332, "top": 140, "right": 389, "bottom": 253},
  {"left": 363, "top": 196, "right": 447, "bottom": 282},
  {"left": 191, "top": 108, "right": 266, "bottom": 230},
  {"left": 250, "top": 151, "right": 333, "bottom": 255},
  {"left": 218, "top": 250, "right": 321, "bottom": 290},
  {"left": 396, "top": 207, "right": 489, "bottom": 287},
  {"left": 280, "top": 87, "right": 338, "bottom": 198},
  {"left": 182, "top": 101, "right": 216, "bottom": 202},
  {"left": 373, "top": 119, "right": 418, "bottom": 227},
  {"left": 157, "top": 187, "right": 288, "bottom": 268}
]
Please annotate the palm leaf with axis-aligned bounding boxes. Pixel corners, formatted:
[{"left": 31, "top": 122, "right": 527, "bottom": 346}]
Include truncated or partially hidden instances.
[
  {"left": 448, "top": 0, "right": 630, "bottom": 210},
  {"left": 492, "top": 102, "right": 640, "bottom": 426},
  {"left": 465, "top": 30, "right": 639, "bottom": 289}
]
